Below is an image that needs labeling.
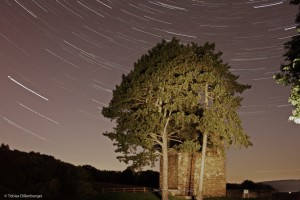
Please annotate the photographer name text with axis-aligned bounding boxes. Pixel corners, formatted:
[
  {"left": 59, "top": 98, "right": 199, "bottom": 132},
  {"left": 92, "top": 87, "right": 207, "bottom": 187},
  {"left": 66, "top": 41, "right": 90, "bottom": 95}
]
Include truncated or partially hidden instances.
[{"left": 4, "top": 194, "right": 43, "bottom": 199}]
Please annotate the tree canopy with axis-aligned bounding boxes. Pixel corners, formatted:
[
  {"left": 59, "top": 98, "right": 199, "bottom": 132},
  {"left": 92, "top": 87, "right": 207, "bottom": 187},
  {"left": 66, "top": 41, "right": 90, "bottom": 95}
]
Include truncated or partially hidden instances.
[
  {"left": 274, "top": 0, "right": 300, "bottom": 124},
  {"left": 102, "top": 38, "right": 252, "bottom": 200},
  {"left": 103, "top": 39, "right": 200, "bottom": 168}
]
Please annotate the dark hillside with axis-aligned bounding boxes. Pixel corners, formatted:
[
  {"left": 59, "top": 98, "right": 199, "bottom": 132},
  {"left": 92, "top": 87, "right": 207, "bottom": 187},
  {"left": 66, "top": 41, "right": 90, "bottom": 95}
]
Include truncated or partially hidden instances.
[
  {"left": 260, "top": 180, "right": 300, "bottom": 192},
  {"left": 0, "top": 144, "right": 159, "bottom": 200},
  {"left": 82, "top": 165, "right": 159, "bottom": 188},
  {"left": 0, "top": 144, "right": 96, "bottom": 200}
]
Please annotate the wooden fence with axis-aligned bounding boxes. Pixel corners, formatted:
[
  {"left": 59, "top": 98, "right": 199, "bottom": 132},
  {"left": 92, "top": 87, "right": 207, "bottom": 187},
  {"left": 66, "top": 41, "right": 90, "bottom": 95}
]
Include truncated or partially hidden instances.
[{"left": 102, "top": 187, "right": 148, "bottom": 193}]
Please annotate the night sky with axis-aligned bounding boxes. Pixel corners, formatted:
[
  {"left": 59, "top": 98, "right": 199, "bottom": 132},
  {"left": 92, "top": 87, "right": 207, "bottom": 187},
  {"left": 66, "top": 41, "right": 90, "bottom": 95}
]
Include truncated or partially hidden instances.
[{"left": 0, "top": 0, "right": 299, "bottom": 183}]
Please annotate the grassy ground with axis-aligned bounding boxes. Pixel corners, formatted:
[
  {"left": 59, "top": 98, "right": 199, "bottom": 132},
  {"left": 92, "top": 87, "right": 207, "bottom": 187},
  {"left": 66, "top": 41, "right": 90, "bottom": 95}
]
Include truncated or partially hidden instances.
[
  {"left": 95, "top": 192, "right": 258, "bottom": 200},
  {"left": 96, "top": 192, "right": 182, "bottom": 200},
  {"left": 205, "top": 198, "right": 257, "bottom": 200}
]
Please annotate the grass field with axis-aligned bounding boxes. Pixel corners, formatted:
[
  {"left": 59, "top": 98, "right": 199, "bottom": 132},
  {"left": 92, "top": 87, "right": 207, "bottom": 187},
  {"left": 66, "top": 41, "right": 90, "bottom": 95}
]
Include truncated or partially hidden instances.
[
  {"left": 96, "top": 192, "right": 179, "bottom": 200},
  {"left": 95, "top": 192, "right": 258, "bottom": 200}
]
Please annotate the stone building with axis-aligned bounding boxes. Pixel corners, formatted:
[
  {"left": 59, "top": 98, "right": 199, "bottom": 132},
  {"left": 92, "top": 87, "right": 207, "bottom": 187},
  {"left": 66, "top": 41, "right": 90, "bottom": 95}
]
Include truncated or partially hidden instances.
[{"left": 160, "top": 149, "right": 226, "bottom": 198}]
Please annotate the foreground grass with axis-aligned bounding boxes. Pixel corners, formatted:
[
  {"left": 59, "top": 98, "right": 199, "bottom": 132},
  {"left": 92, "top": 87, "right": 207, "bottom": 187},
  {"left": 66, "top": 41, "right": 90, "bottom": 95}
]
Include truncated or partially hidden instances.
[
  {"left": 206, "top": 198, "right": 257, "bottom": 200},
  {"left": 95, "top": 192, "right": 258, "bottom": 200},
  {"left": 96, "top": 192, "right": 181, "bottom": 200}
]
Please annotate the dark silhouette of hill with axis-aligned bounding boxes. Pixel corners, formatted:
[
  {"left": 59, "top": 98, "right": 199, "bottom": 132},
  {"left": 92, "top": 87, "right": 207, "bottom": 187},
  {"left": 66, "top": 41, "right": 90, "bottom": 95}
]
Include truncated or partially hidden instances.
[
  {"left": 226, "top": 180, "right": 300, "bottom": 200},
  {"left": 0, "top": 144, "right": 97, "bottom": 200},
  {"left": 227, "top": 180, "right": 275, "bottom": 190},
  {"left": 226, "top": 180, "right": 277, "bottom": 198},
  {"left": 0, "top": 144, "right": 159, "bottom": 200},
  {"left": 260, "top": 180, "right": 300, "bottom": 192},
  {"left": 81, "top": 165, "right": 159, "bottom": 188}
]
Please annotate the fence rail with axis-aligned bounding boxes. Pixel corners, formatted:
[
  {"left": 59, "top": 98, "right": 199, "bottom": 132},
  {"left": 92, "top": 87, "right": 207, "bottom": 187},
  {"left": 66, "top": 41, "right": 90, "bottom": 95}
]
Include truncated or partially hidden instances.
[{"left": 102, "top": 187, "right": 148, "bottom": 193}]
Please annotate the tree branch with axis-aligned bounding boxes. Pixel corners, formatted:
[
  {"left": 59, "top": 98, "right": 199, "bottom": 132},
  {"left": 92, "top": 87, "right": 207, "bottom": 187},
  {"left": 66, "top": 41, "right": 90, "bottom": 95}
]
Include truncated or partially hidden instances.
[{"left": 149, "top": 133, "right": 163, "bottom": 146}]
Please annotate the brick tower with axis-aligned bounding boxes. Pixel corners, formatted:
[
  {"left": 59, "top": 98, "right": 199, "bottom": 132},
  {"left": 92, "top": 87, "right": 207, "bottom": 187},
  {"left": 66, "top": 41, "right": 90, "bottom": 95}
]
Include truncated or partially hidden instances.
[{"left": 160, "top": 148, "right": 226, "bottom": 198}]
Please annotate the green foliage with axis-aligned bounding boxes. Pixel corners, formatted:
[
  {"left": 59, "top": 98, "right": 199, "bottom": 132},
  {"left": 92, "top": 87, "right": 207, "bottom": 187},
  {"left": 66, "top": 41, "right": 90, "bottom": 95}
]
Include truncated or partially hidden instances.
[
  {"left": 102, "top": 38, "right": 252, "bottom": 170},
  {"left": 289, "top": 84, "right": 300, "bottom": 123},
  {"left": 175, "top": 140, "right": 201, "bottom": 152},
  {"left": 274, "top": 0, "right": 300, "bottom": 124},
  {"left": 102, "top": 38, "right": 199, "bottom": 169}
]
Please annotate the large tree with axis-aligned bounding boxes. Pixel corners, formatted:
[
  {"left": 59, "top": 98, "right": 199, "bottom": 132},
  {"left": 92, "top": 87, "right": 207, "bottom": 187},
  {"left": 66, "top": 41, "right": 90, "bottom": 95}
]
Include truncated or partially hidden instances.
[
  {"left": 274, "top": 0, "right": 300, "bottom": 124},
  {"left": 102, "top": 38, "right": 201, "bottom": 200},
  {"left": 192, "top": 43, "right": 252, "bottom": 200},
  {"left": 102, "top": 38, "right": 251, "bottom": 200}
]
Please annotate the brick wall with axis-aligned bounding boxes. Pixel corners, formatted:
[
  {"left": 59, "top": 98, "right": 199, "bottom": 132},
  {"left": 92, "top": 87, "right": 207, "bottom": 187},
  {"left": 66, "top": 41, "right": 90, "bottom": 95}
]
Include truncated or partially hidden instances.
[{"left": 160, "top": 149, "right": 226, "bottom": 197}]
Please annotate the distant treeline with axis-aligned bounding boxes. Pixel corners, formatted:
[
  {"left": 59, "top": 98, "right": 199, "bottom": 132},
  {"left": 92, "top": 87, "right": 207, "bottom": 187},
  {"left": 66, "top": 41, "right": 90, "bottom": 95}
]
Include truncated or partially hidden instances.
[
  {"left": 227, "top": 180, "right": 275, "bottom": 190},
  {"left": 0, "top": 144, "right": 159, "bottom": 200},
  {"left": 81, "top": 165, "right": 159, "bottom": 188},
  {"left": 227, "top": 180, "right": 276, "bottom": 198}
]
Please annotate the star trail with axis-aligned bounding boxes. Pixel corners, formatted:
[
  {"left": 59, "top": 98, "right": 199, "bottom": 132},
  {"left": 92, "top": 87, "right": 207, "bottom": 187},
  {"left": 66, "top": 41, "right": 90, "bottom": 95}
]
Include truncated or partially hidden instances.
[{"left": 0, "top": 0, "right": 299, "bottom": 182}]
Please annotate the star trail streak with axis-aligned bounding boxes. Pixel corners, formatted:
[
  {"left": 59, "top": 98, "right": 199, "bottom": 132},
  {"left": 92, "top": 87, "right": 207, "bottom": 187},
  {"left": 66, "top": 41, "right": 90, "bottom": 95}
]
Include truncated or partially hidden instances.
[
  {"left": 253, "top": 1, "right": 284, "bottom": 9},
  {"left": 1, "top": 115, "right": 49, "bottom": 141},
  {"left": 17, "top": 102, "right": 60, "bottom": 125},
  {"left": 8, "top": 76, "right": 49, "bottom": 101},
  {"left": 14, "top": 0, "right": 38, "bottom": 18}
]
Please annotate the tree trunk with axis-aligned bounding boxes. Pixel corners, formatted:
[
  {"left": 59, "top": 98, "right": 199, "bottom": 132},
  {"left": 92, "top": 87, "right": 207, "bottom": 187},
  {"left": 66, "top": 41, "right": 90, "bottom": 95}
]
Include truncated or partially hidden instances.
[
  {"left": 161, "top": 130, "right": 169, "bottom": 200},
  {"left": 196, "top": 132, "right": 208, "bottom": 200},
  {"left": 197, "top": 82, "right": 209, "bottom": 200}
]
